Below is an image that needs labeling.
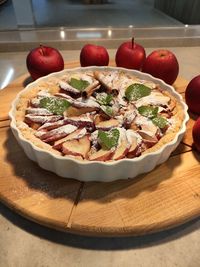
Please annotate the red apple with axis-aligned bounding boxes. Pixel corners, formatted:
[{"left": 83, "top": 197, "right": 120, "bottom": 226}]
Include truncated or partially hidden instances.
[
  {"left": 185, "top": 75, "right": 200, "bottom": 115},
  {"left": 26, "top": 45, "right": 64, "bottom": 80},
  {"left": 115, "top": 38, "right": 146, "bottom": 70},
  {"left": 192, "top": 117, "right": 200, "bottom": 152},
  {"left": 142, "top": 49, "right": 179, "bottom": 85},
  {"left": 80, "top": 44, "right": 109, "bottom": 67}
]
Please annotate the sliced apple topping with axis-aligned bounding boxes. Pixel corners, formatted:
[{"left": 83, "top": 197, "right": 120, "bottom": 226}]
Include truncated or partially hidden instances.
[
  {"left": 54, "top": 93, "right": 74, "bottom": 103},
  {"left": 26, "top": 107, "right": 53, "bottom": 116},
  {"left": 73, "top": 96, "right": 100, "bottom": 109},
  {"left": 168, "top": 98, "right": 176, "bottom": 111},
  {"left": 126, "top": 130, "right": 142, "bottom": 158},
  {"left": 94, "top": 71, "right": 133, "bottom": 94},
  {"left": 138, "top": 130, "right": 158, "bottom": 149},
  {"left": 135, "top": 91, "right": 170, "bottom": 108},
  {"left": 140, "top": 80, "right": 156, "bottom": 89},
  {"left": 136, "top": 105, "right": 169, "bottom": 132},
  {"left": 64, "top": 114, "right": 94, "bottom": 131},
  {"left": 112, "top": 128, "right": 130, "bottom": 160},
  {"left": 30, "top": 97, "right": 41, "bottom": 108},
  {"left": 59, "top": 80, "right": 81, "bottom": 95},
  {"left": 25, "top": 114, "right": 62, "bottom": 125},
  {"left": 37, "top": 119, "right": 65, "bottom": 131},
  {"left": 53, "top": 128, "right": 87, "bottom": 150},
  {"left": 88, "top": 148, "right": 114, "bottom": 161},
  {"left": 65, "top": 106, "right": 97, "bottom": 117},
  {"left": 36, "top": 124, "right": 77, "bottom": 143},
  {"left": 62, "top": 135, "right": 90, "bottom": 159},
  {"left": 123, "top": 109, "right": 137, "bottom": 128},
  {"left": 95, "top": 118, "right": 119, "bottom": 130},
  {"left": 24, "top": 70, "right": 177, "bottom": 161}
]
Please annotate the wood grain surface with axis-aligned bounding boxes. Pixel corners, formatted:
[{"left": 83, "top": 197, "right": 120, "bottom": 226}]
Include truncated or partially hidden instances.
[{"left": 0, "top": 63, "right": 199, "bottom": 236}]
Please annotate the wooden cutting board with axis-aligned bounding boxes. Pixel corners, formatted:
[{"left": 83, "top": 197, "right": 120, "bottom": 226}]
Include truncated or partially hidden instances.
[{"left": 0, "top": 62, "right": 199, "bottom": 236}]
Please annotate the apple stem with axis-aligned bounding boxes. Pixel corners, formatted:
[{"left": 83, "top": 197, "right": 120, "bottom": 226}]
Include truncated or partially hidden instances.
[
  {"left": 132, "top": 37, "right": 134, "bottom": 49},
  {"left": 40, "top": 44, "right": 45, "bottom": 56}
]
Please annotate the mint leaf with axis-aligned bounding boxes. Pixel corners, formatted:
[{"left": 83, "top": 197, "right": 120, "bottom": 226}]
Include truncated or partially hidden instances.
[
  {"left": 138, "top": 105, "right": 158, "bottom": 119},
  {"left": 100, "top": 105, "right": 114, "bottom": 117},
  {"left": 40, "top": 97, "right": 71, "bottom": 115},
  {"left": 152, "top": 116, "right": 168, "bottom": 129},
  {"left": 96, "top": 93, "right": 113, "bottom": 106},
  {"left": 98, "top": 129, "right": 120, "bottom": 150},
  {"left": 69, "top": 78, "right": 90, "bottom": 91},
  {"left": 125, "top": 83, "right": 151, "bottom": 101}
]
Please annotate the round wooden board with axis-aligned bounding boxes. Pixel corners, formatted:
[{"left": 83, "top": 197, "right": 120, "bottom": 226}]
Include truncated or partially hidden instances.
[{"left": 0, "top": 62, "right": 200, "bottom": 236}]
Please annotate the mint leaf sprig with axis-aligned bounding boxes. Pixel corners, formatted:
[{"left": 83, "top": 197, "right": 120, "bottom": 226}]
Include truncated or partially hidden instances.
[
  {"left": 125, "top": 83, "right": 151, "bottom": 101},
  {"left": 69, "top": 78, "right": 90, "bottom": 91},
  {"left": 96, "top": 92, "right": 114, "bottom": 117},
  {"left": 39, "top": 97, "right": 71, "bottom": 115},
  {"left": 138, "top": 105, "right": 168, "bottom": 129},
  {"left": 96, "top": 93, "right": 113, "bottom": 106},
  {"left": 98, "top": 128, "right": 120, "bottom": 150}
]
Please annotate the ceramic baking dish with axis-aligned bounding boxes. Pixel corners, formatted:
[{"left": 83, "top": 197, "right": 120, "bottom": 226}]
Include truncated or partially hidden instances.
[{"left": 9, "top": 67, "right": 189, "bottom": 182}]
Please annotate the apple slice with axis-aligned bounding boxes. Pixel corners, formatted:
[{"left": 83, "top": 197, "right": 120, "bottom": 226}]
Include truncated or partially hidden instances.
[
  {"left": 59, "top": 80, "right": 81, "bottom": 96},
  {"left": 38, "top": 119, "right": 65, "bottom": 131},
  {"left": 38, "top": 124, "right": 77, "bottom": 143},
  {"left": 138, "top": 130, "right": 158, "bottom": 148},
  {"left": 168, "top": 99, "right": 176, "bottom": 111},
  {"left": 25, "top": 115, "right": 62, "bottom": 125},
  {"left": 28, "top": 122, "right": 41, "bottom": 130},
  {"left": 73, "top": 96, "right": 100, "bottom": 110},
  {"left": 26, "top": 107, "right": 53, "bottom": 115},
  {"left": 110, "top": 128, "right": 130, "bottom": 160},
  {"left": 64, "top": 115, "right": 94, "bottom": 130},
  {"left": 123, "top": 110, "right": 137, "bottom": 128},
  {"left": 94, "top": 114, "right": 104, "bottom": 125},
  {"left": 54, "top": 93, "right": 74, "bottom": 103},
  {"left": 62, "top": 135, "right": 91, "bottom": 159},
  {"left": 130, "top": 122, "right": 140, "bottom": 131},
  {"left": 141, "top": 122, "right": 158, "bottom": 136},
  {"left": 111, "top": 131, "right": 130, "bottom": 161},
  {"left": 112, "top": 139, "right": 129, "bottom": 160},
  {"left": 88, "top": 148, "right": 114, "bottom": 161},
  {"left": 30, "top": 97, "right": 41, "bottom": 107},
  {"left": 95, "top": 118, "right": 119, "bottom": 130},
  {"left": 126, "top": 130, "right": 142, "bottom": 158},
  {"left": 65, "top": 106, "right": 97, "bottom": 117},
  {"left": 53, "top": 128, "right": 87, "bottom": 150}
]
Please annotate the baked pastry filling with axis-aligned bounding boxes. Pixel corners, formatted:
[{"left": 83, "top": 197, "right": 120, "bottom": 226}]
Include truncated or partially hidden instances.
[{"left": 17, "top": 70, "right": 182, "bottom": 161}]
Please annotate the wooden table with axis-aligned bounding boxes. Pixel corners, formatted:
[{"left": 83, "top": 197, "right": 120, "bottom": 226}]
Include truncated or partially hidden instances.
[{"left": 0, "top": 62, "right": 199, "bottom": 236}]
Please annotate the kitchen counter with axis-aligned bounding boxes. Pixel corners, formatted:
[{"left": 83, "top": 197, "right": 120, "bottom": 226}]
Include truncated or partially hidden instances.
[{"left": 0, "top": 47, "right": 200, "bottom": 267}]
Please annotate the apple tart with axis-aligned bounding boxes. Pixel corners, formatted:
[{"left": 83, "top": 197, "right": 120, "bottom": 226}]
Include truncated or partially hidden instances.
[{"left": 14, "top": 69, "right": 185, "bottom": 162}]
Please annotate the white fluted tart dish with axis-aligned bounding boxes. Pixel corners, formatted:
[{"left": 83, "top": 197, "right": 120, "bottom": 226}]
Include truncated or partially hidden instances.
[{"left": 9, "top": 66, "right": 189, "bottom": 182}]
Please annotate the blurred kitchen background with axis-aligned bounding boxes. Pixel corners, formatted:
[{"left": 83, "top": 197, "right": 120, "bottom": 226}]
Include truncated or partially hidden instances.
[
  {"left": 1, "top": 0, "right": 200, "bottom": 30},
  {"left": 0, "top": 0, "right": 200, "bottom": 58},
  {"left": 0, "top": 1, "right": 200, "bottom": 89}
]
